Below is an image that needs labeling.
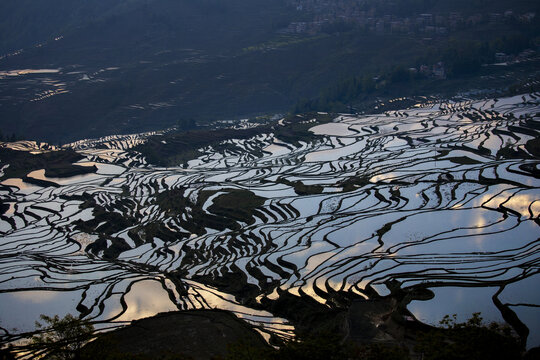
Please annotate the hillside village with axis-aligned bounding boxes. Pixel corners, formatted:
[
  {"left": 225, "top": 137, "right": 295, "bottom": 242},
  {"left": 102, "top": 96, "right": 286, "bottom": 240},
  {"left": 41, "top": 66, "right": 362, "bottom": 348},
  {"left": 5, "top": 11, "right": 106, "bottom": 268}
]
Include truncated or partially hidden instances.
[{"left": 283, "top": 0, "right": 536, "bottom": 37}]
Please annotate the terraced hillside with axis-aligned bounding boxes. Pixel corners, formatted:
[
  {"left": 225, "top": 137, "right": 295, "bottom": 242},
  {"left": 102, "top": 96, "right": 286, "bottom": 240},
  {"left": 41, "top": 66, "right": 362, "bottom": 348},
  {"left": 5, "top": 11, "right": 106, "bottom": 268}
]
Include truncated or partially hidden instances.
[{"left": 0, "top": 94, "right": 539, "bottom": 349}]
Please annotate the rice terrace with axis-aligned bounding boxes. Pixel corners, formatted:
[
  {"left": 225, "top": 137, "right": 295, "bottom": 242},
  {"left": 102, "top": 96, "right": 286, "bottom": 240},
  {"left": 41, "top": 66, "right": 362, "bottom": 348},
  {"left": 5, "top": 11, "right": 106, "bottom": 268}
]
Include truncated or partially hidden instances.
[{"left": 0, "top": 93, "right": 539, "bottom": 356}]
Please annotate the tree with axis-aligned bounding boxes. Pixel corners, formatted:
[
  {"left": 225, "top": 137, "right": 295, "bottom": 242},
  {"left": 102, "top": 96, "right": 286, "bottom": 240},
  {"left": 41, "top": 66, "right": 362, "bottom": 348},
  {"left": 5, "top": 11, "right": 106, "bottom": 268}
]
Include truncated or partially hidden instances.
[{"left": 31, "top": 314, "right": 94, "bottom": 360}]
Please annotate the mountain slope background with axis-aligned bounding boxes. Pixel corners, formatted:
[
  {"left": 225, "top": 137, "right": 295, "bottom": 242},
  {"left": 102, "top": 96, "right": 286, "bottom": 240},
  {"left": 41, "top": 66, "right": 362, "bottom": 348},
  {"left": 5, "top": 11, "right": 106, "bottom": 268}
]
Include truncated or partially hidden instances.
[{"left": 0, "top": 0, "right": 539, "bottom": 143}]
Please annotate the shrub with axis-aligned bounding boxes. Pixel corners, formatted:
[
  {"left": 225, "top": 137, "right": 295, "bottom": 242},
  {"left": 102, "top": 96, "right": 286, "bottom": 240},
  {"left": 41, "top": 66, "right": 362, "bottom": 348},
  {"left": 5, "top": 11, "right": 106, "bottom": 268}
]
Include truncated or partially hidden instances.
[{"left": 31, "top": 314, "right": 94, "bottom": 360}]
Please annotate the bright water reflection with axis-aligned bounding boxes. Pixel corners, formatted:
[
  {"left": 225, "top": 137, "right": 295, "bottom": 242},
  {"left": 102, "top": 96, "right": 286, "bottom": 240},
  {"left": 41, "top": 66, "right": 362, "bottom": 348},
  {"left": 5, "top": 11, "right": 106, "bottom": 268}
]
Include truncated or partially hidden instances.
[{"left": 0, "top": 93, "right": 538, "bottom": 346}]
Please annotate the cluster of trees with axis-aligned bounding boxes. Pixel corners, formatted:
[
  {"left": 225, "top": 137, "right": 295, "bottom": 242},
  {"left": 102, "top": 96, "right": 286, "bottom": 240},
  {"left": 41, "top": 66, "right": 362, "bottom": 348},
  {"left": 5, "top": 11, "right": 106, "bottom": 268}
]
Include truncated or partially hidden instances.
[
  {"left": 294, "top": 75, "right": 376, "bottom": 113},
  {"left": 176, "top": 118, "right": 197, "bottom": 131},
  {"left": 414, "top": 313, "right": 523, "bottom": 360},
  {"left": 0, "top": 314, "right": 94, "bottom": 360},
  {"left": 294, "top": 31, "right": 538, "bottom": 114},
  {"left": 435, "top": 34, "right": 533, "bottom": 76},
  {"left": 0, "top": 131, "right": 20, "bottom": 143},
  {"left": 226, "top": 312, "right": 532, "bottom": 360}
]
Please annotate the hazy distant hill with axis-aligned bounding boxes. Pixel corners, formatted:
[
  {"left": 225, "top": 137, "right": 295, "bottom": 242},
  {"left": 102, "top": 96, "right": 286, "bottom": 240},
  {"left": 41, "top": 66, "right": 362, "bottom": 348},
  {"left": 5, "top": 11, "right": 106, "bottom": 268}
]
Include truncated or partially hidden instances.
[
  {"left": 0, "top": 0, "right": 538, "bottom": 142},
  {"left": 0, "top": 0, "right": 293, "bottom": 54}
]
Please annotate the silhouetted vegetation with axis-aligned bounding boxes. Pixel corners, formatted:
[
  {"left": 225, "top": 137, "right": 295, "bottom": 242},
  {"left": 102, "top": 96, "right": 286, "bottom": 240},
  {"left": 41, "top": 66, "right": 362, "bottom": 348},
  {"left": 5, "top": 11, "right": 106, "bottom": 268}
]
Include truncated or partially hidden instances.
[
  {"left": 277, "top": 177, "right": 324, "bottom": 195},
  {"left": 135, "top": 111, "right": 334, "bottom": 167},
  {"left": 224, "top": 313, "right": 526, "bottom": 360},
  {"left": 293, "top": 31, "right": 540, "bottom": 114},
  {"left": 30, "top": 314, "right": 94, "bottom": 360},
  {"left": 8, "top": 311, "right": 537, "bottom": 360},
  {"left": 0, "top": 147, "right": 95, "bottom": 181},
  {"left": 414, "top": 313, "right": 523, "bottom": 360},
  {"left": 160, "top": 187, "right": 258, "bottom": 231},
  {"left": 273, "top": 112, "right": 334, "bottom": 146},
  {"left": 525, "top": 136, "right": 540, "bottom": 158},
  {"left": 135, "top": 127, "right": 269, "bottom": 167},
  {"left": 209, "top": 189, "right": 266, "bottom": 224}
]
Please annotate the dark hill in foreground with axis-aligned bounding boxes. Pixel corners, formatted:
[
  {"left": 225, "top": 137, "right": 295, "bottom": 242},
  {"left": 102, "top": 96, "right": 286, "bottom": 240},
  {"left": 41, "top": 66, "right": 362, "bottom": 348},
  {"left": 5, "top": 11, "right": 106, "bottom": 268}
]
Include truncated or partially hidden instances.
[
  {"left": 82, "top": 310, "right": 268, "bottom": 360},
  {"left": 78, "top": 306, "right": 534, "bottom": 360}
]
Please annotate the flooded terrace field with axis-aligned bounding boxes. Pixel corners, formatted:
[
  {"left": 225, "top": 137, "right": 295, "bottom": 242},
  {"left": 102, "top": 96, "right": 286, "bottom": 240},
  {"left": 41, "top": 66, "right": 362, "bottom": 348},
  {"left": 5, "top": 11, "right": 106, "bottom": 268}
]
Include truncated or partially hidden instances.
[{"left": 0, "top": 94, "right": 539, "bottom": 348}]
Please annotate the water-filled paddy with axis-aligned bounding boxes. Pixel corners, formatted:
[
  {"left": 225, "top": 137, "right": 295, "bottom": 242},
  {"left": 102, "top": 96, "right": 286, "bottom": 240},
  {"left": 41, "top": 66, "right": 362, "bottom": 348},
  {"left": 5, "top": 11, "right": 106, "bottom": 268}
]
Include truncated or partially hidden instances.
[{"left": 0, "top": 94, "right": 539, "bottom": 347}]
